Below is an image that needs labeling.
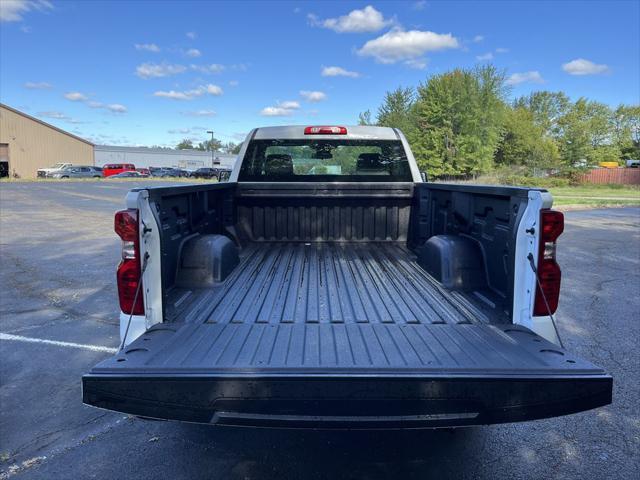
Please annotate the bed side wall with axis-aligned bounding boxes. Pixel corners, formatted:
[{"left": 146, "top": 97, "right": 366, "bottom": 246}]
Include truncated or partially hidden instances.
[{"left": 410, "top": 183, "right": 533, "bottom": 320}]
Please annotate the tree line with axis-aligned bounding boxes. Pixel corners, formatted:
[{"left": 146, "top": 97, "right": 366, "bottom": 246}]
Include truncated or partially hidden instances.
[
  {"left": 359, "top": 65, "right": 640, "bottom": 177},
  {"left": 176, "top": 138, "right": 242, "bottom": 155}
]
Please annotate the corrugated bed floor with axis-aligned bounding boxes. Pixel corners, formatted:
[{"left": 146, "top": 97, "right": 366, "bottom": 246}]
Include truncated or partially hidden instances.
[
  {"left": 98, "top": 323, "right": 599, "bottom": 375},
  {"left": 171, "top": 243, "right": 493, "bottom": 326}
]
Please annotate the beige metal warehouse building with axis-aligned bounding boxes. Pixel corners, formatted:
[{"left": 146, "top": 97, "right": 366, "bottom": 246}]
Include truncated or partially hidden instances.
[{"left": 0, "top": 104, "right": 94, "bottom": 179}]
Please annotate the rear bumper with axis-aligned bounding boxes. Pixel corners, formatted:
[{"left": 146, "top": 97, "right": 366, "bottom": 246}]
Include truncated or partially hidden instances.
[{"left": 82, "top": 374, "right": 612, "bottom": 429}]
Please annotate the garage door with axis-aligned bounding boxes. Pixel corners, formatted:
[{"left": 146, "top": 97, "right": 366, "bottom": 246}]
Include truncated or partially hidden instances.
[{"left": 0, "top": 143, "right": 8, "bottom": 178}]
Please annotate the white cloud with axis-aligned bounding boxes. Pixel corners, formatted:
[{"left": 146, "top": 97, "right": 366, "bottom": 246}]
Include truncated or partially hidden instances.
[
  {"left": 135, "top": 43, "right": 160, "bottom": 53},
  {"left": 82, "top": 99, "right": 128, "bottom": 113},
  {"left": 476, "top": 52, "right": 493, "bottom": 61},
  {"left": 64, "top": 91, "right": 88, "bottom": 101},
  {"left": 24, "top": 81, "right": 52, "bottom": 89},
  {"left": 153, "top": 84, "right": 223, "bottom": 101},
  {"left": 300, "top": 90, "right": 327, "bottom": 102},
  {"left": 201, "top": 84, "right": 223, "bottom": 95},
  {"left": 190, "top": 63, "right": 225, "bottom": 74},
  {"left": 473, "top": 35, "right": 484, "bottom": 43},
  {"left": 168, "top": 128, "right": 191, "bottom": 134},
  {"left": 0, "top": 0, "right": 52, "bottom": 22},
  {"left": 37, "top": 111, "right": 85, "bottom": 124},
  {"left": 185, "top": 48, "right": 201, "bottom": 58},
  {"left": 20, "top": 24, "right": 31, "bottom": 32},
  {"left": 279, "top": 100, "right": 301, "bottom": 109},
  {"left": 153, "top": 91, "right": 191, "bottom": 101},
  {"left": 229, "top": 80, "right": 239, "bottom": 87},
  {"left": 135, "top": 62, "right": 186, "bottom": 79},
  {"left": 357, "top": 30, "right": 459, "bottom": 64},
  {"left": 413, "top": 1, "right": 427, "bottom": 10},
  {"left": 259, "top": 100, "right": 301, "bottom": 116},
  {"left": 260, "top": 106, "right": 295, "bottom": 117},
  {"left": 38, "top": 111, "right": 69, "bottom": 120},
  {"left": 310, "top": 5, "right": 391, "bottom": 33},
  {"left": 321, "top": 66, "right": 360, "bottom": 78},
  {"left": 106, "top": 104, "right": 127, "bottom": 113},
  {"left": 562, "top": 58, "right": 609, "bottom": 76},
  {"left": 495, "top": 47, "right": 509, "bottom": 53},
  {"left": 506, "top": 71, "right": 545, "bottom": 86},
  {"left": 183, "top": 109, "right": 216, "bottom": 117},
  {"left": 186, "top": 31, "right": 196, "bottom": 39},
  {"left": 404, "top": 58, "right": 428, "bottom": 70}
]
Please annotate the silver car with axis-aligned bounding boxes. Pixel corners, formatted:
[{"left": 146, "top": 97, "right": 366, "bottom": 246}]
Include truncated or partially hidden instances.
[{"left": 50, "top": 166, "right": 103, "bottom": 179}]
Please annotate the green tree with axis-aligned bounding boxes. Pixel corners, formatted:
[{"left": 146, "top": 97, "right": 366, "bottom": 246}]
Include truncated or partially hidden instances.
[
  {"left": 514, "top": 91, "right": 570, "bottom": 138},
  {"left": 196, "top": 138, "right": 222, "bottom": 152},
  {"left": 176, "top": 139, "right": 194, "bottom": 150},
  {"left": 611, "top": 104, "right": 640, "bottom": 160},
  {"left": 229, "top": 142, "right": 243, "bottom": 155},
  {"left": 557, "top": 99, "right": 617, "bottom": 165},
  {"left": 410, "top": 66, "right": 507, "bottom": 176},
  {"left": 495, "top": 107, "right": 560, "bottom": 169},
  {"left": 358, "top": 110, "right": 373, "bottom": 126},
  {"left": 376, "top": 86, "right": 415, "bottom": 134}
]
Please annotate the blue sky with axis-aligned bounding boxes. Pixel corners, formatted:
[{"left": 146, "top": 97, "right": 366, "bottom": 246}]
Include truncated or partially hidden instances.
[{"left": 1, "top": 0, "right": 638, "bottom": 147}]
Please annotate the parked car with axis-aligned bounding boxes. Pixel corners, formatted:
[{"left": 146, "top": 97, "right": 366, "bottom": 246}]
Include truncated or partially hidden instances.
[
  {"left": 84, "top": 125, "right": 612, "bottom": 429},
  {"left": 148, "top": 167, "right": 188, "bottom": 178},
  {"left": 37, "top": 162, "right": 73, "bottom": 178},
  {"left": 598, "top": 161, "right": 619, "bottom": 169},
  {"left": 108, "top": 171, "right": 149, "bottom": 178},
  {"left": 102, "top": 163, "right": 136, "bottom": 177},
  {"left": 136, "top": 168, "right": 151, "bottom": 176},
  {"left": 50, "top": 165, "right": 103, "bottom": 179},
  {"left": 164, "top": 167, "right": 190, "bottom": 177},
  {"left": 625, "top": 159, "right": 639, "bottom": 168},
  {"left": 191, "top": 167, "right": 220, "bottom": 179}
]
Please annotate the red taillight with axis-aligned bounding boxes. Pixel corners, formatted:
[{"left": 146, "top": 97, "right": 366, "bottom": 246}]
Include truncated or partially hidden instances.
[
  {"left": 115, "top": 209, "right": 138, "bottom": 241},
  {"left": 114, "top": 209, "right": 144, "bottom": 315},
  {"left": 533, "top": 209, "right": 564, "bottom": 316},
  {"left": 304, "top": 126, "right": 347, "bottom": 135}
]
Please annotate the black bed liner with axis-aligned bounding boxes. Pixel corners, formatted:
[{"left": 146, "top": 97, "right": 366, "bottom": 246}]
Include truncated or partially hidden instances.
[
  {"left": 84, "top": 322, "right": 611, "bottom": 427},
  {"left": 166, "top": 242, "right": 495, "bottom": 325},
  {"left": 83, "top": 182, "right": 612, "bottom": 428},
  {"left": 93, "top": 323, "right": 601, "bottom": 375}
]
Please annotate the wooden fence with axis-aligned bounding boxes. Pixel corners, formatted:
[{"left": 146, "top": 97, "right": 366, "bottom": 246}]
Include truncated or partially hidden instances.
[{"left": 579, "top": 168, "right": 640, "bottom": 185}]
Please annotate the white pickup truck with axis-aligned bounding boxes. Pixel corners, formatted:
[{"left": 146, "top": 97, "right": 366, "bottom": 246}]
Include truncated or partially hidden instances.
[
  {"left": 36, "top": 162, "right": 73, "bottom": 178},
  {"left": 83, "top": 125, "right": 611, "bottom": 429}
]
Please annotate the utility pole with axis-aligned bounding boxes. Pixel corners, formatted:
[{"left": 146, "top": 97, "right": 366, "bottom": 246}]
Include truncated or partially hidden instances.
[{"left": 207, "top": 130, "right": 214, "bottom": 167}]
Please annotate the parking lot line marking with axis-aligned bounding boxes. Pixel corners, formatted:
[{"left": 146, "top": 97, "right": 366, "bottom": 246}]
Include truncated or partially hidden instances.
[{"left": 0, "top": 333, "right": 118, "bottom": 353}]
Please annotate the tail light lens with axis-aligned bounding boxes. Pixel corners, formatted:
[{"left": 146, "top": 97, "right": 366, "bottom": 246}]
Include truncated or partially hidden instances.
[
  {"left": 533, "top": 209, "right": 564, "bottom": 316},
  {"left": 115, "top": 209, "right": 144, "bottom": 315},
  {"left": 304, "top": 126, "right": 347, "bottom": 135}
]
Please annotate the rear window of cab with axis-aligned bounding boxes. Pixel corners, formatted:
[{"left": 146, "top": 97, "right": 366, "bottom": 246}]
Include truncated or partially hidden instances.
[{"left": 239, "top": 139, "right": 412, "bottom": 182}]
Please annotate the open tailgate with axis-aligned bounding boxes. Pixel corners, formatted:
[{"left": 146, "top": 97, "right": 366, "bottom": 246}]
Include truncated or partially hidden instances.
[{"left": 83, "top": 323, "right": 611, "bottom": 428}]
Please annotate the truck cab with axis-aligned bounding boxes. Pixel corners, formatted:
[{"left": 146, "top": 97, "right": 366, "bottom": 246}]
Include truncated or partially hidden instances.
[{"left": 82, "top": 125, "right": 612, "bottom": 428}]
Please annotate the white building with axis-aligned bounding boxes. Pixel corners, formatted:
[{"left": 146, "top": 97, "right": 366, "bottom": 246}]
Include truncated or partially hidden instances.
[{"left": 94, "top": 145, "right": 238, "bottom": 170}]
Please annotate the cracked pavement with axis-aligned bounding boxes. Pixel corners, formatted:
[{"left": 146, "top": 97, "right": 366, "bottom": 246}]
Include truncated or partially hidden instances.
[{"left": 0, "top": 182, "right": 638, "bottom": 479}]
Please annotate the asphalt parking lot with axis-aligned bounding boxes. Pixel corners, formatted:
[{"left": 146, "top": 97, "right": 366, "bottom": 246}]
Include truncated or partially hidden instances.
[{"left": 0, "top": 181, "right": 638, "bottom": 479}]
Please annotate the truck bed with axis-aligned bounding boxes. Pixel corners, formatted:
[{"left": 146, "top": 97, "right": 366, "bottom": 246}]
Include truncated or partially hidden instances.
[
  {"left": 166, "top": 242, "right": 496, "bottom": 326},
  {"left": 83, "top": 181, "right": 612, "bottom": 428}
]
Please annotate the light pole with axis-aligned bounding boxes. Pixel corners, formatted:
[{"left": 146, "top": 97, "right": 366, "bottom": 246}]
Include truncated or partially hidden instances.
[{"left": 207, "top": 130, "right": 214, "bottom": 167}]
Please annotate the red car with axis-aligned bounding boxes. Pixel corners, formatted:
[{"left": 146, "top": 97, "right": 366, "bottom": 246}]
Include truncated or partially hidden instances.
[
  {"left": 102, "top": 163, "right": 135, "bottom": 177},
  {"left": 136, "top": 168, "right": 151, "bottom": 176}
]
